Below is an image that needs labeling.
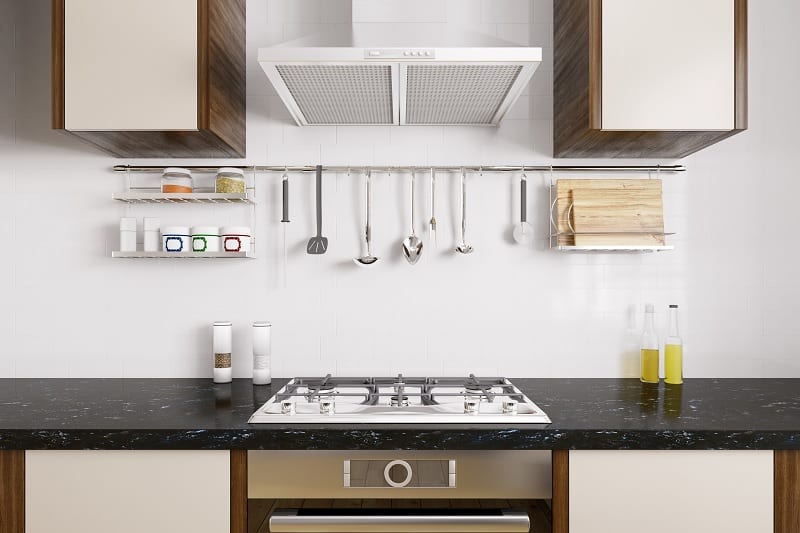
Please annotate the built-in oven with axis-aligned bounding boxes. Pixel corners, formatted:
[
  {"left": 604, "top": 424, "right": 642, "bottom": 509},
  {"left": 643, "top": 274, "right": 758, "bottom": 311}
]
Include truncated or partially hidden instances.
[{"left": 248, "top": 450, "right": 552, "bottom": 533}]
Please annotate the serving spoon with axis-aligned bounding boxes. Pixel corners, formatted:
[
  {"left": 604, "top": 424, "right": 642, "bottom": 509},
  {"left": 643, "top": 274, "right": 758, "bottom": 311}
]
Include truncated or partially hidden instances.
[{"left": 402, "top": 169, "right": 423, "bottom": 265}]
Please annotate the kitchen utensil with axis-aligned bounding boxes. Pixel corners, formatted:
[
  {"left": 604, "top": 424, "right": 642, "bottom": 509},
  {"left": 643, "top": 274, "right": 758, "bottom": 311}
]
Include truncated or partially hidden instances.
[
  {"left": 401, "top": 170, "right": 423, "bottom": 265},
  {"left": 512, "top": 170, "right": 533, "bottom": 244},
  {"left": 281, "top": 171, "right": 289, "bottom": 285},
  {"left": 354, "top": 170, "right": 379, "bottom": 267},
  {"left": 455, "top": 168, "right": 473, "bottom": 254},
  {"left": 555, "top": 179, "right": 663, "bottom": 246},
  {"left": 429, "top": 168, "right": 437, "bottom": 248},
  {"left": 306, "top": 165, "right": 328, "bottom": 255}
]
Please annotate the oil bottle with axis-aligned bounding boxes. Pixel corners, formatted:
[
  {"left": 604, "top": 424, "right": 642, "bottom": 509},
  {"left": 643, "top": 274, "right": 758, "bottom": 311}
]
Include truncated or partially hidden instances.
[
  {"left": 665, "top": 304, "right": 683, "bottom": 385},
  {"left": 640, "top": 304, "right": 659, "bottom": 383}
]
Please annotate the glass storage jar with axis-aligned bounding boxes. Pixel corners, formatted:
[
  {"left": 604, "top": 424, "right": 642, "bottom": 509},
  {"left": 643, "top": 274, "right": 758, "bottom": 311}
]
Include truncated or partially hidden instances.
[
  {"left": 161, "top": 167, "right": 193, "bottom": 193},
  {"left": 215, "top": 167, "right": 246, "bottom": 194}
]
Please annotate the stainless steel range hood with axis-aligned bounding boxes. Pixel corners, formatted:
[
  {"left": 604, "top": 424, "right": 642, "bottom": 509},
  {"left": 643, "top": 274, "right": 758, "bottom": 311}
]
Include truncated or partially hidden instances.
[{"left": 258, "top": 25, "right": 542, "bottom": 126}]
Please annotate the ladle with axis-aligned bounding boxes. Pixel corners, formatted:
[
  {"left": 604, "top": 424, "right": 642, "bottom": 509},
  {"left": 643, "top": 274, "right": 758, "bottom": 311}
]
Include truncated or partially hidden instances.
[{"left": 354, "top": 170, "right": 379, "bottom": 267}]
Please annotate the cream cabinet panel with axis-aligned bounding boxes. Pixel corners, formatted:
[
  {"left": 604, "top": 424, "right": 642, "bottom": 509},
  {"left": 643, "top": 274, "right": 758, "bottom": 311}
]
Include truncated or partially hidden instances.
[
  {"left": 64, "top": 0, "right": 197, "bottom": 130},
  {"left": 602, "top": 0, "right": 734, "bottom": 131},
  {"left": 26, "top": 450, "right": 229, "bottom": 533},
  {"left": 569, "top": 450, "right": 772, "bottom": 533}
]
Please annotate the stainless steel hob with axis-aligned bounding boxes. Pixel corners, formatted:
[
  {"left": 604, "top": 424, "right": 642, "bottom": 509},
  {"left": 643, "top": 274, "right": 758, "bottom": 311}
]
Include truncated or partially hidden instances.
[{"left": 248, "top": 374, "right": 551, "bottom": 424}]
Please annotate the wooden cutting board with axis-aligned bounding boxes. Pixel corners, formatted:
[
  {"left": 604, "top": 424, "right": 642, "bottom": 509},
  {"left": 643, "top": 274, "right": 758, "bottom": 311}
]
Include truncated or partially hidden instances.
[{"left": 555, "top": 179, "right": 664, "bottom": 246}]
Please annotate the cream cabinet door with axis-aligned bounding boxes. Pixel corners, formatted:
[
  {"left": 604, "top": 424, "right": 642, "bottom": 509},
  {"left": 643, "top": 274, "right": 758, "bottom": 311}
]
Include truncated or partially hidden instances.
[
  {"left": 601, "top": 0, "right": 735, "bottom": 131},
  {"left": 26, "top": 450, "right": 230, "bottom": 533},
  {"left": 64, "top": 0, "right": 198, "bottom": 130},
  {"left": 569, "top": 450, "right": 772, "bottom": 533}
]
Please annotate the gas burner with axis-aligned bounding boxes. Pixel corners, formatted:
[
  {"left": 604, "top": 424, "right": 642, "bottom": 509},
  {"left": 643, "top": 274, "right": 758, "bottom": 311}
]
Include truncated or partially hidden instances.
[
  {"left": 252, "top": 374, "right": 551, "bottom": 424},
  {"left": 464, "top": 374, "right": 495, "bottom": 402},
  {"left": 390, "top": 395, "right": 410, "bottom": 407}
]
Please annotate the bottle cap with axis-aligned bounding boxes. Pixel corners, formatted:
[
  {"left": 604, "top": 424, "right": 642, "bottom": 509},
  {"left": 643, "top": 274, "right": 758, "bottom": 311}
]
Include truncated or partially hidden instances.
[
  {"left": 669, "top": 304, "right": 679, "bottom": 308},
  {"left": 645, "top": 303, "right": 654, "bottom": 312}
]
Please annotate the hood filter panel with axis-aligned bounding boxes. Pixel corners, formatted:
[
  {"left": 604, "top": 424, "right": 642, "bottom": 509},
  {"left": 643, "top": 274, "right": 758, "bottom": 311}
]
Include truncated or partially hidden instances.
[
  {"left": 276, "top": 65, "right": 394, "bottom": 125},
  {"left": 405, "top": 65, "right": 523, "bottom": 125}
]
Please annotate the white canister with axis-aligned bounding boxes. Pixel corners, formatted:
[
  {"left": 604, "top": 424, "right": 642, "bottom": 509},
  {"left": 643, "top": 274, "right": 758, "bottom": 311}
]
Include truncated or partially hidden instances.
[
  {"left": 119, "top": 218, "right": 137, "bottom": 252},
  {"left": 161, "top": 226, "right": 190, "bottom": 253},
  {"left": 212, "top": 321, "right": 233, "bottom": 384},
  {"left": 220, "top": 226, "right": 252, "bottom": 254},
  {"left": 143, "top": 218, "right": 160, "bottom": 252},
  {"left": 252, "top": 322, "right": 272, "bottom": 385},
  {"left": 191, "top": 226, "right": 220, "bottom": 253}
]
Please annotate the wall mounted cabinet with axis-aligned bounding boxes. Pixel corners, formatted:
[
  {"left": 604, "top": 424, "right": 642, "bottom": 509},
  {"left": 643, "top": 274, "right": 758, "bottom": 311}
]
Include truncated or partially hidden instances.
[
  {"left": 52, "top": 0, "right": 245, "bottom": 158},
  {"left": 554, "top": 0, "right": 747, "bottom": 158}
]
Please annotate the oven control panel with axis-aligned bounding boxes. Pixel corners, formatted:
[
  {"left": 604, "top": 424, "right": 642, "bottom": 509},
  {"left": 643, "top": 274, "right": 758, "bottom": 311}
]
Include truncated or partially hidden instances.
[{"left": 344, "top": 459, "right": 456, "bottom": 489}]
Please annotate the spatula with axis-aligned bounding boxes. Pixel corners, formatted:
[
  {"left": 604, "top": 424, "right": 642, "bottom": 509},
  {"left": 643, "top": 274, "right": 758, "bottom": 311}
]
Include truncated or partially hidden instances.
[{"left": 306, "top": 165, "right": 328, "bottom": 255}]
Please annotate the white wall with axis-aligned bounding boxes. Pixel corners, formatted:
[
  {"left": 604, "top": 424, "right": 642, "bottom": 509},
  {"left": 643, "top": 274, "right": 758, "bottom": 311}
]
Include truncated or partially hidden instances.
[{"left": 0, "top": 0, "right": 796, "bottom": 379}]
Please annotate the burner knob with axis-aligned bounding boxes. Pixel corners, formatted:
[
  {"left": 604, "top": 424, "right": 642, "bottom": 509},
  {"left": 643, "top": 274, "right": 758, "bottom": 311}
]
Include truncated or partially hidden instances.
[
  {"left": 384, "top": 460, "right": 413, "bottom": 488},
  {"left": 320, "top": 398, "right": 335, "bottom": 415},
  {"left": 281, "top": 400, "right": 296, "bottom": 415},
  {"left": 502, "top": 399, "right": 518, "bottom": 414},
  {"left": 464, "top": 397, "right": 480, "bottom": 415}
]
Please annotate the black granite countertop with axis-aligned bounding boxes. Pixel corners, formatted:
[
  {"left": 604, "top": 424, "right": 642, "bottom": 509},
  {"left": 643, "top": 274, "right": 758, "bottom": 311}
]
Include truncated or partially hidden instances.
[{"left": 0, "top": 378, "right": 798, "bottom": 450}]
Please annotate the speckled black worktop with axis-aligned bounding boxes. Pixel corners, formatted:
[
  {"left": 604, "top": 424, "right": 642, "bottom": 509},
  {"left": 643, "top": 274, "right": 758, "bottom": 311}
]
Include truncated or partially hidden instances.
[{"left": 0, "top": 378, "right": 798, "bottom": 450}]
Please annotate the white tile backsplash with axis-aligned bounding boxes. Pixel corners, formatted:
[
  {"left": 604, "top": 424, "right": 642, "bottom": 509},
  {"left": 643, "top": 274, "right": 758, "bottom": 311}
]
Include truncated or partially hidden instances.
[{"left": 0, "top": 0, "right": 796, "bottom": 379}]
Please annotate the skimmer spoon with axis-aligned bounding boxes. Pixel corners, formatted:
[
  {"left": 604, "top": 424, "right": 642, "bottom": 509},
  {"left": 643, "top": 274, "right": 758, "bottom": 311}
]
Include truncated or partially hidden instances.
[{"left": 456, "top": 168, "right": 474, "bottom": 254}]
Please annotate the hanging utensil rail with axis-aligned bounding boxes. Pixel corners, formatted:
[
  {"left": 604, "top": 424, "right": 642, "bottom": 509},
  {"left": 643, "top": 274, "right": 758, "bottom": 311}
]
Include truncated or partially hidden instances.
[{"left": 113, "top": 164, "right": 686, "bottom": 174}]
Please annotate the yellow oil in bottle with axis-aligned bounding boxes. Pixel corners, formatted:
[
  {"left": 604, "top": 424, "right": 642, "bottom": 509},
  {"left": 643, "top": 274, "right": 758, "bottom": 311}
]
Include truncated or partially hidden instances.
[
  {"left": 665, "top": 344, "right": 683, "bottom": 384},
  {"left": 640, "top": 348, "right": 659, "bottom": 383}
]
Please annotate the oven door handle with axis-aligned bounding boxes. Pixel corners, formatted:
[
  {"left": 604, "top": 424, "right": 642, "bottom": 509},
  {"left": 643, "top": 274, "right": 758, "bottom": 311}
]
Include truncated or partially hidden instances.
[{"left": 269, "top": 509, "right": 530, "bottom": 533}]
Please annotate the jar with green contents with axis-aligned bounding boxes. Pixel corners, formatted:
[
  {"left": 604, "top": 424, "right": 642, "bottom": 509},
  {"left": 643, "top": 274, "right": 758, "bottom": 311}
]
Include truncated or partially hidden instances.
[{"left": 215, "top": 167, "right": 246, "bottom": 194}]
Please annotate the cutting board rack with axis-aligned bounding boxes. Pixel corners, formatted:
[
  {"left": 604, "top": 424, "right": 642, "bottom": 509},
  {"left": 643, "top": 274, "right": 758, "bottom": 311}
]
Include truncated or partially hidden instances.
[{"left": 548, "top": 177, "right": 675, "bottom": 253}]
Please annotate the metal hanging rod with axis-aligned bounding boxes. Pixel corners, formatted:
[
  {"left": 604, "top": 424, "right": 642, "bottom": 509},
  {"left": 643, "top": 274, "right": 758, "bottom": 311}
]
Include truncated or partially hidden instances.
[{"left": 113, "top": 164, "right": 686, "bottom": 173}]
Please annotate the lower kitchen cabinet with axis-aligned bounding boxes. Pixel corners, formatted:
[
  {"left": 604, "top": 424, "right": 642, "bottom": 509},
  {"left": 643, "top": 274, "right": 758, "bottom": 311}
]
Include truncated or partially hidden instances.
[
  {"left": 25, "top": 450, "right": 230, "bottom": 533},
  {"left": 568, "top": 450, "right": 773, "bottom": 533}
]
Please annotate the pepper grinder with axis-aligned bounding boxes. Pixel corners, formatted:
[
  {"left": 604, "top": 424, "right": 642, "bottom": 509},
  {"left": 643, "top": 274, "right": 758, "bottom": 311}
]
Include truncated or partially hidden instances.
[{"left": 212, "top": 322, "right": 233, "bottom": 384}]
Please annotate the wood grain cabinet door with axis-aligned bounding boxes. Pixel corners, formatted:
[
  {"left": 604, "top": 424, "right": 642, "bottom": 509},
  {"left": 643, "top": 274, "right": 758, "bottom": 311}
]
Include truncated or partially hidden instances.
[
  {"left": 63, "top": 0, "right": 198, "bottom": 131},
  {"left": 569, "top": 450, "right": 773, "bottom": 533},
  {"left": 25, "top": 450, "right": 230, "bottom": 533},
  {"left": 601, "top": 0, "right": 735, "bottom": 131}
]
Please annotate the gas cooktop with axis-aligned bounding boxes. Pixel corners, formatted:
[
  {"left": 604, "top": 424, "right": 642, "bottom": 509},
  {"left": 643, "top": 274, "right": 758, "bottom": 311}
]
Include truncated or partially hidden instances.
[{"left": 248, "top": 374, "right": 551, "bottom": 424}]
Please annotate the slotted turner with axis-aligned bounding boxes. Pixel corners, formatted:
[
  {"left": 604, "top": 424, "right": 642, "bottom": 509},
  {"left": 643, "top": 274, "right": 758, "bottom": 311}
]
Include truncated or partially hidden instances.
[{"left": 306, "top": 165, "right": 328, "bottom": 255}]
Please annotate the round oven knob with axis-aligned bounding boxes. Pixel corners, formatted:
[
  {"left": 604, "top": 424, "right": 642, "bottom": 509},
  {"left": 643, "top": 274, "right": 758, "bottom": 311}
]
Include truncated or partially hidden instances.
[{"left": 384, "top": 460, "right": 413, "bottom": 488}]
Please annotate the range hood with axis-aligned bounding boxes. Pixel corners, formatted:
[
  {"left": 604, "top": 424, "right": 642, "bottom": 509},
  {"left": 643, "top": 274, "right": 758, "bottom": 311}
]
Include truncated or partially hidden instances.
[{"left": 258, "top": 25, "right": 542, "bottom": 126}]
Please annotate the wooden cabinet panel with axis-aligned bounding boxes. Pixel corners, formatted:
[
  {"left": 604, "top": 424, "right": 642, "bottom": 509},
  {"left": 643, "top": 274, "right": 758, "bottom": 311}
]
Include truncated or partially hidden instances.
[
  {"left": 25, "top": 450, "right": 230, "bottom": 533},
  {"left": 0, "top": 451, "right": 24, "bottom": 533},
  {"left": 569, "top": 450, "right": 772, "bottom": 533},
  {"left": 602, "top": 0, "right": 734, "bottom": 131},
  {"left": 775, "top": 450, "right": 800, "bottom": 533}
]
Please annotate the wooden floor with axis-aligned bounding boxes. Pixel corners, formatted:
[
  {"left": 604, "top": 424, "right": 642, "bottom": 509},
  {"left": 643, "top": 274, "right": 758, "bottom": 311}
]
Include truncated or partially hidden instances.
[{"left": 248, "top": 499, "right": 553, "bottom": 533}]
